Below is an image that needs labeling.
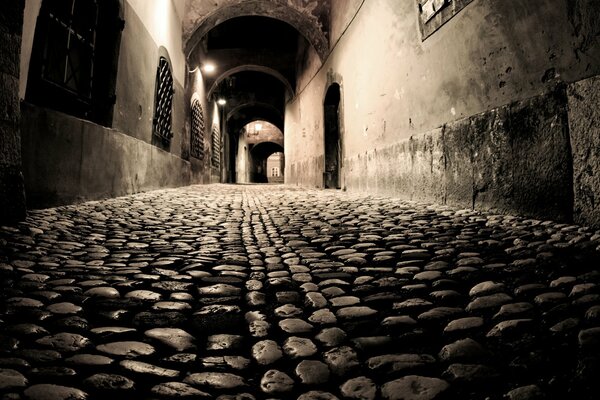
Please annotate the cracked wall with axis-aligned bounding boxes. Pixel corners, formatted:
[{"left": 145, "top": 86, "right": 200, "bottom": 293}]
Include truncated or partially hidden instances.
[{"left": 286, "top": 0, "right": 600, "bottom": 224}]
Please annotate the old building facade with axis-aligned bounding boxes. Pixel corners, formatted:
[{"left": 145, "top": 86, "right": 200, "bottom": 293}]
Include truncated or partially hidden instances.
[{"left": 0, "top": 0, "right": 598, "bottom": 224}]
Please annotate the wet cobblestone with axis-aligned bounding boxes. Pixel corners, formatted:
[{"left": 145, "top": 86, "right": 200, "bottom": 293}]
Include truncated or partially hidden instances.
[{"left": 1, "top": 184, "right": 600, "bottom": 399}]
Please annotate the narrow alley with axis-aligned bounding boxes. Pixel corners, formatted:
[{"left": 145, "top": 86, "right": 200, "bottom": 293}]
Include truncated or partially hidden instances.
[{"left": 1, "top": 185, "right": 599, "bottom": 399}]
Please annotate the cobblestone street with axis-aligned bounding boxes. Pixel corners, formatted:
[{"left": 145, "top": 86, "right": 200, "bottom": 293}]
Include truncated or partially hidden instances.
[{"left": 1, "top": 184, "right": 600, "bottom": 399}]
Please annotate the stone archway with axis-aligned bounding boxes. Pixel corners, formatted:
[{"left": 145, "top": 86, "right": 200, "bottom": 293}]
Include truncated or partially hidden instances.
[{"left": 184, "top": 0, "right": 329, "bottom": 61}]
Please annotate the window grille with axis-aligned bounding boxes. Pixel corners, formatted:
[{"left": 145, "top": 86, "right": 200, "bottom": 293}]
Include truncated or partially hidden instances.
[
  {"left": 418, "top": 0, "right": 473, "bottom": 40},
  {"left": 211, "top": 124, "right": 221, "bottom": 167},
  {"left": 153, "top": 56, "right": 174, "bottom": 144},
  {"left": 190, "top": 99, "right": 205, "bottom": 159}
]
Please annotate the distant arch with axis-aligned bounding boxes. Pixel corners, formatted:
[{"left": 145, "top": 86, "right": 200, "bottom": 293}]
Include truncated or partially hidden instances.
[{"left": 207, "top": 65, "right": 293, "bottom": 100}]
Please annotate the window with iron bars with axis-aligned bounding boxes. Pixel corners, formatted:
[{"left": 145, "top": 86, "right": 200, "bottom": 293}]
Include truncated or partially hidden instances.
[
  {"left": 153, "top": 57, "right": 174, "bottom": 145},
  {"left": 417, "top": 0, "right": 474, "bottom": 40},
  {"left": 190, "top": 99, "right": 205, "bottom": 159},
  {"left": 26, "top": 0, "right": 123, "bottom": 126},
  {"left": 211, "top": 124, "right": 221, "bottom": 168}
]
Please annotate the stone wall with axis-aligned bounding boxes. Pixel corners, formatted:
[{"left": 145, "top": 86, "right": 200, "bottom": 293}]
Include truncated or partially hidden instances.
[
  {"left": 342, "top": 89, "right": 573, "bottom": 221},
  {"left": 21, "top": 104, "right": 192, "bottom": 209},
  {"left": 286, "top": 0, "right": 600, "bottom": 224},
  {"left": 0, "top": 0, "right": 26, "bottom": 223},
  {"left": 568, "top": 75, "right": 600, "bottom": 226},
  {"left": 18, "top": 0, "right": 200, "bottom": 207}
]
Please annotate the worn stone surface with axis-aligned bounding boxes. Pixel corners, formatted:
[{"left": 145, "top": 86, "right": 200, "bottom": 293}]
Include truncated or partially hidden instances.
[
  {"left": 569, "top": 75, "right": 600, "bottom": 227},
  {"left": 1, "top": 185, "right": 600, "bottom": 399}
]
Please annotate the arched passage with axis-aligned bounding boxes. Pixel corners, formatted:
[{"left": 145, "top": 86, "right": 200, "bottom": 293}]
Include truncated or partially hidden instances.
[
  {"left": 251, "top": 141, "right": 284, "bottom": 183},
  {"left": 324, "top": 83, "right": 342, "bottom": 189},
  {"left": 235, "top": 121, "right": 284, "bottom": 184},
  {"left": 208, "top": 65, "right": 294, "bottom": 101},
  {"left": 184, "top": 2, "right": 329, "bottom": 61}
]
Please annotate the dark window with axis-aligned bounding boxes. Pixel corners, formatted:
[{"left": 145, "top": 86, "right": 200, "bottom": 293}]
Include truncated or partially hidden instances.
[
  {"left": 153, "top": 56, "right": 174, "bottom": 146},
  {"left": 190, "top": 99, "right": 205, "bottom": 159},
  {"left": 417, "top": 0, "right": 474, "bottom": 40},
  {"left": 27, "top": 0, "right": 122, "bottom": 126},
  {"left": 211, "top": 124, "right": 221, "bottom": 168}
]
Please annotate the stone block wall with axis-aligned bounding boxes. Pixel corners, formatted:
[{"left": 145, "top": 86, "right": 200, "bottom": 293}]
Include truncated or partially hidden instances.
[
  {"left": 568, "top": 75, "right": 600, "bottom": 227},
  {"left": 343, "top": 88, "right": 573, "bottom": 221},
  {"left": 0, "top": 0, "right": 26, "bottom": 223},
  {"left": 21, "top": 104, "right": 192, "bottom": 209}
]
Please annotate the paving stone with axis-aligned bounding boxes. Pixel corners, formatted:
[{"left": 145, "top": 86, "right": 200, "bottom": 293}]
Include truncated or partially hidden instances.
[
  {"left": 487, "top": 319, "right": 534, "bottom": 338},
  {"left": 443, "top": 363, "right": 499, "bottom": 383},
  {"left": 297, "top": 391, "right": 340, "bottom": 400},
  {"left": 3, "top": 184, "right": 600, "bottom": 399},
  {"left": 315, "top": 327, "right": 347, "bottom": 347},
  {"left": 83, "top": 373, "right": 135, "bottom": 391},
  {"left": 151, "top": 382, "right": 211, "bottom": 398},
  {"left": 0, "top": 368, "right": 27, "bottom": 390},
  {"left": 466, "top": 293, "right": 513, "bottom": 313},
  {"left": 96, "top": 341, "right": 155, "bottom": 357},
  {"left": 283, "top": 336, "right": 318, "bottom": 358},
  {"left": 381, "top": 375, "right": 449, "bottom": 400},
  {"left": 309, "top": 308, "right": 337, "bottom": 324},
  {"left": 260, "top": 369, "right": 294, "bottom": 394},
  {"left": 340, "top": 376, "right": 377, "bottom": 400},
  {"left": 336, "top": 306, "right": 377, "bottom": 320},
  {"left": 439, "top": 338, "right": 490, "bottom": 362},
  {"left": 23, "top": 384, "right": 88, "bottom": 400},
  {"left": 184, "top": 372, "right": 247, "bottom": 390},
  {"left": 252, "top": 340, "right": 283, "bottom": 365},
  {"left": 124, "top": 290, "right": 162, "bottom": 301},
  {"left": 295, "top": 360, "right": 330, "bottom": 384},
  {"left": 84, "top": 287, "right": 120, "bottom": 298},
  {"left": 199, "top": 356, "right": 250, "bottom": 370},
  {"left": 505, "top": 384, "right": 545, "bottom": 400},
  {"left": 119, "top": 360, "right": 179, "bottom": 377},
  {"left": 279, "top": 318, "right": 314, "bottom": 333},
  {"left": 444, "top": 317, "right": 484, "bottom": 334},
  {"left": 36, "top": 333, "right": 91, "bottom": 352},
  {"left": 65, "top": 354, "right": 114, "bottom": 366},
  {"left": 368, "top": 353, "right": 437, "bottom": 375},
  {"left": 46, "top": 302, "right": 82, "bottom": 314},
  {"left": 323, "top": 346, "right": 359, "bottom": 376},
  {"left": 275, "top": 303, "right": 303, "bottom": 317},
  {"left": 305, "top": 292, "right": 328, "bottom": 308},
  {"left": 469, "top": 281, "right": 505, "bottom": 297}
]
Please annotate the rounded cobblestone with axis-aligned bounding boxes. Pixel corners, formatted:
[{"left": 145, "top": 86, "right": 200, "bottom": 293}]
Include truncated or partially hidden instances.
[{"left": 1, "top": 185, "right": 599, "bottom": 399}]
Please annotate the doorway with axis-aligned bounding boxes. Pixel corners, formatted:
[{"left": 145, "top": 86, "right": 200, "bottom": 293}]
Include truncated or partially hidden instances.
[{"left": 324, "top": 83, "right": 341, "bottom": 189}]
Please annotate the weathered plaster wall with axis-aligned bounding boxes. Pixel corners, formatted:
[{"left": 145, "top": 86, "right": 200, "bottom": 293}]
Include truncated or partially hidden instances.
[
  {"left": 187, "top": 70, "right": 214, "bottom": 184},
  {"left": 236, "top": 131, "right": 252, "bottom": 183},
  {"left": 113, "top": 0, "right": 186, "bottom": 155},
  {"left": 286, "top": 0, "right": 600, "bottom": 222},
  {"left": 19, "top": 0, "right": 198, "bottom": 207},
  {"left": 21, "top": 104, "right": 191, "bottom": 208},
  {"left": 0, "top": 0, "right": 26, "bottom": 223},
  {"left": 18, "top": 0, "right": 40, "bottom": 99},
  {"left": 568, "top": 75, "right": 600, "bottom": 227}
]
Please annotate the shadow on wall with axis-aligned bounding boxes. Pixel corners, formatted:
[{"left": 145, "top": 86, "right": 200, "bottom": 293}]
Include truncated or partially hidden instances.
[{"left": 20, "top": 104, "right": 192, "bottom": 208}]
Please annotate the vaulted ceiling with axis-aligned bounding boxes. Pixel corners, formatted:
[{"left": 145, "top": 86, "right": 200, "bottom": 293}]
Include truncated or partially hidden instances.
[{"left": 184, "top": 0, "right": 331, "bottom": 136}]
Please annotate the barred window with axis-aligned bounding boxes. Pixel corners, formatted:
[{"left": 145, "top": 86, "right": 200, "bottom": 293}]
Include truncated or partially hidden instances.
[
  {"left": 153, "top": 56, "right": 174, "bottom": 145},
  {"left": 211, "top": 124, "right": 221, "bottom": 168},
  {"left": 190, "top": 99, "right": 205, "bottom": 159},
  {"left": 417, "top": 0, "right": 474, "bottom": 40},
  {"left": 27, "top": 0, "right": 122, "bottom": 126}
]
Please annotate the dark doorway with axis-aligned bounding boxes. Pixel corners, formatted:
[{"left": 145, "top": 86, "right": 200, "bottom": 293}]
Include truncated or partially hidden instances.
[{"left": 324, "top": 83, "right": 341, "bottom": 189}]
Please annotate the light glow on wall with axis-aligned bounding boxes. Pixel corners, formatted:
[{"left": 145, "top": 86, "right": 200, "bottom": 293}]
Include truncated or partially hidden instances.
[{"left": 203, "top": 63, "right": 216, "bottom": 73}]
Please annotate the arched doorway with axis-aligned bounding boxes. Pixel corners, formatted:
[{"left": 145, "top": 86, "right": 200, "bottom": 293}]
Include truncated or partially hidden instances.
[{"left": 324, "top": 83, "right": 341, "bottom": 189}]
